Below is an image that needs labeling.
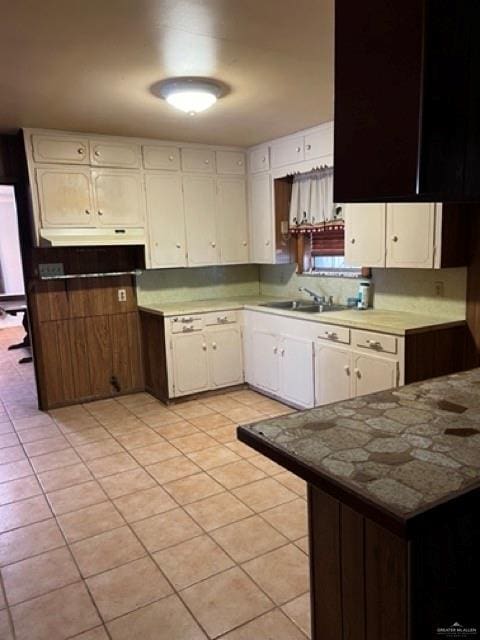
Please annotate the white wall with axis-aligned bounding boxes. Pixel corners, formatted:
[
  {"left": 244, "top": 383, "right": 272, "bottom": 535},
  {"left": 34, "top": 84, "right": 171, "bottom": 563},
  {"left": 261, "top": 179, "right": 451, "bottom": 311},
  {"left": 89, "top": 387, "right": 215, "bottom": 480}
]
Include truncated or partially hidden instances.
[{"left": 0, "top": 186, "right": 24, "bottom": 295}]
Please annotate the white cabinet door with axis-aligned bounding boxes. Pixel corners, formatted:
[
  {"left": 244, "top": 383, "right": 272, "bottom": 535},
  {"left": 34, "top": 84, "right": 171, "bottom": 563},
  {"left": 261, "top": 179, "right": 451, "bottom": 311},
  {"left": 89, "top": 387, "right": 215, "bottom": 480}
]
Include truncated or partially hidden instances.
[
  {"left": 344, "top": 203, "right": 386, "bottom": 267},
  {"left": 386, "top": 203, "right": 435, "bottom": 268},
  {"left": 249, "top": 173, "right": 273, "bottom": 263},
  {"left": 142, "top": 145, "right": 180, "bottom": 171},
  {"left": 353, "top": 353, "right": 398, "bottom": 397},
  {"left": 36, "top": 167, "right": 94, "bottom": 227},
  {"left": 208, "top": 327, "right": 243, "bottom": 388},
  {"left": 31, "top": 135, "right": 89, "bottom": 164},
  {"left": 183, "top": 175, "right": 218, "bottom": 266},
  {"left": 172, "top": 332, "right": 210, "bottom": 396},
  {"left": 279, "top": 335, "right": 314, "bottom": 408},
  {"left": 145, "top": 173, "right": 186, "bottom": 268},
  {"left": 270, "top": 137, "right": 304, "bottom": 168},
  {"left": 216, "top": 151, "right": 246, "bottom": 175},
  {"left": 315, "top": 343, "right": 352, "bottom": 406},
  {"left": 304, "top": 126, "right": 334, "bottom": 162},
  {"left": 217, "top": 178, "right": 249, "bottom": 264},
  {"left": 249, "top": 146, "right": 270, "bottom": 173},
  {"left": 251, "top": 330, "right": 279, "bottom": 393},
  {"left": 90, "top": 140, "right": 141, "bottom": 168},
  {"left": 181, "top": 148, "right": 215, "bottom": 173},
  {"left": 92, "top": 170, "right": 145, "bottom": 227}
]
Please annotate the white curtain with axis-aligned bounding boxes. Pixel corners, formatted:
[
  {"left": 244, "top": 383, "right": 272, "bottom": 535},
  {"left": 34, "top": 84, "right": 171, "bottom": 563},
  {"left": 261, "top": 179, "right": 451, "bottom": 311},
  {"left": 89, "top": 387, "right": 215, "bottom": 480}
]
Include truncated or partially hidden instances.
[{"left": 289, "top": 168, "right": 335, "bottom": 226}]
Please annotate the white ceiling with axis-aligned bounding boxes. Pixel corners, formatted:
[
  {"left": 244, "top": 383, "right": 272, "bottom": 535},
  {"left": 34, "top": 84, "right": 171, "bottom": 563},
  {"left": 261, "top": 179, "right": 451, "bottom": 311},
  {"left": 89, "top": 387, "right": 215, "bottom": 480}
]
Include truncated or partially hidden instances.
[{"left": 0, "top": 0, "right": 333, "bottom": 146}]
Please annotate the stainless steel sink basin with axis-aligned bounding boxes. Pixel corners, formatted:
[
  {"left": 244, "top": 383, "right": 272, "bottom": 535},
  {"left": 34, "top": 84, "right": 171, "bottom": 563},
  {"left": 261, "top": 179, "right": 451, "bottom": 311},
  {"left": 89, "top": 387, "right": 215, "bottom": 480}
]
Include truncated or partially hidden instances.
[
  {"left": 260, "top": 300, "right": 348, "bottom": 313},
  {"left": 296, "top": 303, "right": 348, "bottom": 313},
  {"left": 259, "top": 300, "right": 308, "bottom": 310}
]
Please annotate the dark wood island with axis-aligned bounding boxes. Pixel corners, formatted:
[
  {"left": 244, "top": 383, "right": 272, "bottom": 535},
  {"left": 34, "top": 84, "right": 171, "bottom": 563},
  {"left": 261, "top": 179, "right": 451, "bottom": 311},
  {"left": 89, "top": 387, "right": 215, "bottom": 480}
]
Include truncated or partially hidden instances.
[{"left": 238, "top": 370, "right": 480, "bottom": 640}]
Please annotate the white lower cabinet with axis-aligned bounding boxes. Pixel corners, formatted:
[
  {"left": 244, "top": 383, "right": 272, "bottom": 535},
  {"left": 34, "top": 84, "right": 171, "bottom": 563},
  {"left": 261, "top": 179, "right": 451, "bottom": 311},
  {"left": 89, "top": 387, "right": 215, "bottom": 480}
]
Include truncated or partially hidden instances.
[
  {"left": 315, "top": 343, "right": 352, "bottom": 406},
  {"left": 208, "top": 326, "right": 243, "bottom": 388},
  {"left": 251, "top": 331, "right": 280, "bottom": 394},
  {"left": 171, "top": 332, "right": 210, "bottom": 396},
  {"left": 352, "top": 352, "right": 398, "bottom": 397},
  {"left": 279, "top": 335, "right": 314, "bottom": 408}
]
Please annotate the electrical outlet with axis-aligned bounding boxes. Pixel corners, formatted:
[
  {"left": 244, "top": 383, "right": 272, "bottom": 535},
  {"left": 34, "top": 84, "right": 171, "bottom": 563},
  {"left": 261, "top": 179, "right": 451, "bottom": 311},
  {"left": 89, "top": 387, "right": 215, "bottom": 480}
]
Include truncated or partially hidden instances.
[
  {"left": 38, "top": 263, "right": 64, "bottom": 278},
  {"left": 434, "top": 281, "right": 444, "bottom": 297},
  {"left": 117, "top": 289, "right": 127, "bottom": 302}
]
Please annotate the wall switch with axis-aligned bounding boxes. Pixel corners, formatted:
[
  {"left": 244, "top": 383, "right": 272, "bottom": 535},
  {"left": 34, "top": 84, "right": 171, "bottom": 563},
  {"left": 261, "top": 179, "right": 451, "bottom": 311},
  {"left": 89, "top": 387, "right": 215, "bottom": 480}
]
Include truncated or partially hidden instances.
[
  {"left": 38, "top": 263, "right": 64, "bottom": 278},
  {"left": 117, "top": 289, "right": 127, "bottom": 302},
  {"left": 434, "top": 281, "right": 444, "bottom": 297}
]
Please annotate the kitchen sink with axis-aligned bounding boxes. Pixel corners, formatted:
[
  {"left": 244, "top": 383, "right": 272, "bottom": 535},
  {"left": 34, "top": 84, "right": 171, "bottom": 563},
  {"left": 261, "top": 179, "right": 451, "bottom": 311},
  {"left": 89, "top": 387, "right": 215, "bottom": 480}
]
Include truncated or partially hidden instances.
[
  {"left": 259, "top": 300, "right": 308, "bottom": 310},
  {"left": 296, "top": 303, "right": 348, "bottom": 313},
  {"left": 260, "top": 300, "right": 348, "bottom": 313}
]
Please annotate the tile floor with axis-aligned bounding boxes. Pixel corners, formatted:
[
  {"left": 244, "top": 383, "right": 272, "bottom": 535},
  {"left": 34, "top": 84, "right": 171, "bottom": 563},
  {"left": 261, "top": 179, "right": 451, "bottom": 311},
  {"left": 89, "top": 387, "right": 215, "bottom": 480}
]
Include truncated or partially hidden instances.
[{"left": 0, "top": 326, "right": 311, "bottom": 639}]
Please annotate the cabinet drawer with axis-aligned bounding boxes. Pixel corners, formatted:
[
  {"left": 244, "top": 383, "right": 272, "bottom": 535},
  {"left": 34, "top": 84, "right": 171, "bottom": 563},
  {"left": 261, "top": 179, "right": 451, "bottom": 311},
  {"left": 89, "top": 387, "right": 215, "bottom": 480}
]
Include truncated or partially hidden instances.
[
  {"left": 181, "top": 148, "right": 215, "bottom": 172},
  {"left": 170, "top": 316, "right": 204, "bottom": 333},
  {"left": 142, "top": 145, "right": 180, "bottom": 170},
  {"left": 249, "top": 146, "right": 270, "bottom": 173},
  {"left": 352, "top": 330, "right": 397, "bottom": 354},
  {"left": 90, "top": 140, "right": 141, "bottom": 168},
  {"left": 204, "top": 310, "right": 238, "bottom": 326},
  {"left": 32, "top": 135, "right": 89, "bottom": 164},
  {"left": 216, "top": 151, "right": 245, "bottom": 175},
  {"left": 315, "top": 323, "right": 350, "bottom": 344},
  {"left": 270, "top": 137, "right": 304, "bottom": 168}
]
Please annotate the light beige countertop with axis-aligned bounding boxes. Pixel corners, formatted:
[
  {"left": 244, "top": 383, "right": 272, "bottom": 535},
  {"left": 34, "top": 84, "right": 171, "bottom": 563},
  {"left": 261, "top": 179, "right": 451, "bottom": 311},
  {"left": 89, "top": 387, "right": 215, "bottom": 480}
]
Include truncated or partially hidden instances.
[{"left": 139, "top": 296, "right": 465, "bottom": 336}]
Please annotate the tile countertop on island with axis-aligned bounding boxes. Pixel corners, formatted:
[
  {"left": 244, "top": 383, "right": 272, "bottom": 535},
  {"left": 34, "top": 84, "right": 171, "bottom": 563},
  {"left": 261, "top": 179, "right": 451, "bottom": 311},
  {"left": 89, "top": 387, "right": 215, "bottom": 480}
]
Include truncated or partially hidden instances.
[
  {"left": 138, "top": 296, "right": 466, "bottom": 336},
  {"left": 238, "top": 368, "right": 480, "bottom": 535}
]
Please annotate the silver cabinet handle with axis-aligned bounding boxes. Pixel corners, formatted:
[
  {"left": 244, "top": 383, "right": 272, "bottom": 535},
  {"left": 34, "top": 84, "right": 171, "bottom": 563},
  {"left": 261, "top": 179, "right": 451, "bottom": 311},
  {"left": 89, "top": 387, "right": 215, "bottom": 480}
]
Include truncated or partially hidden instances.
[
  {"left": 217, "top": 316, "right": 228, "bottom": 323},
  {"left": 181, "top": 316, "right": 194, "bottom": 323},
  {"left": 324, "top": 331, "right": 337, "bottom": 339},
  {"left": 182, "top": 325, "right": 194, "bottom": 332},
  {"left": 366, "top": 339, "right": 381, "bottom": 348}
]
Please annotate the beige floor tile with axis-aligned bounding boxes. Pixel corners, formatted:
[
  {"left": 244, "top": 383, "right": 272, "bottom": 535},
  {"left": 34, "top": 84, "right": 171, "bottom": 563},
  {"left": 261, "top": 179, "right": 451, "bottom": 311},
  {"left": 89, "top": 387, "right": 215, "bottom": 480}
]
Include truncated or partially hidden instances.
[
  {"left": 220, "top": 608, "right": 308, "bottom": 640},
  {"left": 13, "top": 415, "right": 54, "bottom": 431},
  {"left": 261, "top": 498, "right": 308, "bottom": 541},
  {"left": 114, "top": 486, "right": 177, "bottom": 522},
  {"left": 225, "top": 390, "right": 267, "bottom": 407},
  {"left": 98, "top": 467, "right": 157, "bottom": 499},
  {"left": 16, "top": 424, "right": 61, "bottom": 443},
  {"left": 295, "top": 536, "right": 309, "bottom": 555},
  {"left": 0, "top": 495, "right": 51, "bottom": 533},
  {"left": 275, "top": 471, "right": 307, "bottom": 497},
  {"left": 71, "top": 526, "right": 145, "bottom": 578},
  {"left": 233, "top": 478, "right": 297, "bottom": 512},
  {"left": 219, "top": 406, "right": 266, "bottom": 424},
  {"left": 37, "top": 462, "right": 93, "bottom": 492},
  {"left": 152, "top": 421, "right": 200, "bottom": 440},
  {"left": 209, "top": 424, "right": 239, "bottom": 444},
  {"left": 243, "top": 544, "right": 309, "bottom": 605},
  {"left": 2, "top": 547, "right": 80, "bottom": 605},
  {"left": 170, "top": 432, "right": 219, "bottom": 454},
  {"left": 86, "top": 452, "right": 139, "bottom": 479},
  {"left": 189, "top": 413, "right": 234, "bottom": 431},
  {"left": 58, "top": 501, "right": 125, "bottom": 543},
  {"left": 164, "top": 473, "right": 224, "bottom": 505},
  {"left": 281, "top": 593, "right": 311, "bottom": 637},
  {"left": 23, "top": 435, "right": 70, "bottom": 458},
  {"left": 153, "top": 534, "right": 234, "bottom": 590},
  {"left": 185, "top": 492, "right": 253, "bottom": 531},
  {"left": 130, "top": 441, "right": 180, "bottom": 466},
  {"left": 0, "top": 610, "right": 13, "bottom": 640},
  {"left": 75, "top": 438, "right": 123, "bottom": 462},
  {"left": 0, "top": 476, "right": 41, "bottom": 506},
  {"left": 132, "top": 508, "right": 202, "bottom": 553},
  {"left": 225, "top": 441, "right": 257, "bottom": 459},
  {"left": 101, "top": 416, "right": 145, "bottom": 435},
  {"left": 107, "top": 594, "right": 206, "bottom": 640},
  {"left": 66, "top": 427, "right": 111, "bottom": 447},
  {"left": 209, "top": 459, "right": 266, "bottom": 489},
  {"left": 211, "top": 515, "right": 288, "bottom": 563},
  {"left": 87, "top": 556, "right": 172, "bottom": 621},
  {"left": 0, "top": 459, "right": 33, "bottom": 483},
  {"left": 181, "top": 566, "right": 273, "bottom": 638},
  {"left": 30, "top": 448, "right": 81, "bottom": 473},
  {"left": 0, "top": 445, "right": 25, "bottom": 465},
  {"left": 249, "top": 454, "right": 286, "bottom": 475},
  {"left": 56, "top": 416, "right": 100, "bottom": 433},
  {"left": 47, "top": 480, "right": 107, "bottom": 516},
  {"left": 116, "top": 428, "right": 165, "bottom": 450},
  {"left": 70, "top": 627, "right": 110, "bottom": 640},
  {"left": 253, "top": 398, "right": 291, "bottom": 413},
  {"left": 11, "top": 582, "right": 101, "bottom": 640},
  {"left": 146, "top": 456, "right": 200, "bottom": 484},
  {"left": 187, "top": 445, "right": 240, "bottom": 470},
  {"left": 202, "top": 397, "right": 243, "bottom": 412},
  {"left": 129, "top": 403, "right": 171, "bottom": 419},
  {"left": 141, "top": 411, "right": 185, "bottom": 428},
  {"left": 173, "top": 404, "right": 215, "bottom": 420},
  {"left": 0, "top": 518, "right": 65, "bottom": 566}
]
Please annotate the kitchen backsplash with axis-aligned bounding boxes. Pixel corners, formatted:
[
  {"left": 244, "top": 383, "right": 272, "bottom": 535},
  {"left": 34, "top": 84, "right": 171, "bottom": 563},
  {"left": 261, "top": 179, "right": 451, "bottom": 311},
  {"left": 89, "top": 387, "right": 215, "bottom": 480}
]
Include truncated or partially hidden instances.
[{"left": 136, "top": 265, "right": 260, "bottom": 305}]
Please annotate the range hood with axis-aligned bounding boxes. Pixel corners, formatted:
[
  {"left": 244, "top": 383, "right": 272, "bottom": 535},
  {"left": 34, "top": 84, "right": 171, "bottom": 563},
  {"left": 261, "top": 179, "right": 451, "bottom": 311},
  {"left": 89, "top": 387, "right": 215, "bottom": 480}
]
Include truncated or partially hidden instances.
[
  {"left": 39, "top": 227, "right": 146, "bottom": 247},
  {"left": 334, "top": 0, "right": 480, "bottom": 203}
]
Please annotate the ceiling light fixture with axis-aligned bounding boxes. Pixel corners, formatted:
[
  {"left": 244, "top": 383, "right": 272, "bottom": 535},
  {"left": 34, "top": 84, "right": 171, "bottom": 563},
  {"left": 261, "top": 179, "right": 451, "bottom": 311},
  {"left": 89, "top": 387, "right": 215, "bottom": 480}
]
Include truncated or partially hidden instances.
[{"left": 151, "top": 77, "right": 226, "bottom": 116}]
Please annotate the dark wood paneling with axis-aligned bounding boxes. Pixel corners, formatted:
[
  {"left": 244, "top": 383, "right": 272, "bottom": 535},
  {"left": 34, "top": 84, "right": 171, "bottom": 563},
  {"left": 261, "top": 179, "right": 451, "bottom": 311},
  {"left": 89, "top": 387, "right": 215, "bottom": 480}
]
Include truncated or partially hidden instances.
[
  {"left": 341, "top": 506, "right": 365, "bottom": 640},
  {"left": 69, "top": 318, "right": 91, "bottom": 399},
  {"left": 274, "top": 177, "right": 295, "bottom": 264},
  {"left": 110, "top": 312, "right": 144, "bottom": 395},
  {"left": 439, "top": 205, "right": 469, "bottom": 268},
  {"left": 85, "top": 315, "right": 113, "bottom": 397},
  {"left": 140, "top": 311, "right": 168, "bottom": 403}
]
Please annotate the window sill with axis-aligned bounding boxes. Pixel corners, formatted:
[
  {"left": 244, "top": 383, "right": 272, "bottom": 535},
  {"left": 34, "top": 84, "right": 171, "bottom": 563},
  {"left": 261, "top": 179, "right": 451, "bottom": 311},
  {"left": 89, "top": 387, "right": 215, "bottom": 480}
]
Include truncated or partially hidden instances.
[{"left": 302, "top": 270, "right": 364, "bottom": 279}]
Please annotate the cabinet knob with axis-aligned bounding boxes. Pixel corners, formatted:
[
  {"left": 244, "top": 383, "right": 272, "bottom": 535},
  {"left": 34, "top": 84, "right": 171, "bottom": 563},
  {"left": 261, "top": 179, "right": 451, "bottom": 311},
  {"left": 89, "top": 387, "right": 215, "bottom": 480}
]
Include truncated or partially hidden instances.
[
  {"left": 169, "top": 155, "right": 174, "bottom": 161},
  {"left": 94, "top": 150, "right": 100, "bottom": 157},
  {"left": 85, "top": 209, "right": 90, "bottom": 215},
  {"left": 242, "top": 241, "right": 247, "bottom": 246},
  {"left": 204, "top": 159, "right": 210, "bottom": 164},
  {"left": 262, "top": 156, "right": 266, "bottom": 163},
  {"left": 202, "top": 343, "right": 207, "bottom": 351},
  {"left": 306, "top": 144, "right": 312, "bottom": 151},
  {"left": 354, "top": 368, "right": 361, "bottom": 378},
  {"left": 265, "top": 240, "right": 270, "bottom": 246},
  {"left": 392, "top": 235, "right": 399, "bottom": 242},
  {"left": 280, "top": 348, "right": 285, "bottom": 357},
  {"left": 77, "top": 147, "right": 85, "bottom": 155},
  {"left": 98, "top": 210, "right": 103, "bottom": 216},
  {"left": 211, "top": 241, "right": 216, "bottom": 247},
  {"left": 176, "top": 243, "right": 181, "bottom": 248},
  {"left": 296, "top": 146, "right": 301, "bottom": 152},
  {"left": 237, "top": 160, "right": 243, "bottom": 166},
  {"left": 350, "top": 238, "right": 355, "bottom": 244},
  {"left": 273, "top": 346, "right": 278, "bottom": 354},
  {"left": 344, "top": 365, "right": 350, "bottom": 375},
  {"left": 212, "top": 342, "right": 217, "bottom": 350}
]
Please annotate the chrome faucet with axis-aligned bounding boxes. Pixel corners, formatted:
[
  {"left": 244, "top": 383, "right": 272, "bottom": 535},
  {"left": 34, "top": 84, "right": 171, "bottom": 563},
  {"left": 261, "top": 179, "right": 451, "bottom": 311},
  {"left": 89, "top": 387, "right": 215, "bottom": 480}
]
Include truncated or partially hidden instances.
[{"left": 298, "top": 287, "right": 325, "bottom": 304}]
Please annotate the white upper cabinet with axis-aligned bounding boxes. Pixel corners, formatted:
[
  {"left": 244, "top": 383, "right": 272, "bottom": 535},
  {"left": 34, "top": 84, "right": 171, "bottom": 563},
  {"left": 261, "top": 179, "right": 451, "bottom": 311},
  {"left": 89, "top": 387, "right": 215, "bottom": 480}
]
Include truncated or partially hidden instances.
[
  {"left": 386, "top": 203, "right": 436, "bottom": 268},
  {"left": 142, "top": 145, "right": 180, "bottom": 171},
  {"left": 344, "top": 203, "right": 387, "bottom": 268},
  {"left": 216, "top": 150, "right": 246, "bottom": 175},
  {"left": 36, "top": 167, "right": 94, "bottom": 227},
  {"left": 304, "top": 125, "right": 334, "bottom": 162},
  {"left": 32, "top": 134, "right": 89, "bottom": 165},
  {"left": 183, "top": 175, "right": 218, "bottom": 266},
  {"left": 216, "top": 178, "right": 249, "bottom": 264},
  {"left": 90, "top": 140, "right": 141, "bottom": 168},
  {"left": 270, "top": 136, "right": 304, "bottom": 168},
  {"left": 145, "top": 172, "right": 186, "bottom": 268},
  {"left": 208, "top": 326, "right": 243, "bottom": 388},
  {"left": 92, "top": 170, "right": 144, "bottom": 227},
  {"left": 181, "top": 148, "right": 215, "bottom": 173},
  {"left": 249, "top": 173, "right": 273, "bottom": 263},
  {"left": 249, "top": 145, "right": 270, "bottom": 174}
]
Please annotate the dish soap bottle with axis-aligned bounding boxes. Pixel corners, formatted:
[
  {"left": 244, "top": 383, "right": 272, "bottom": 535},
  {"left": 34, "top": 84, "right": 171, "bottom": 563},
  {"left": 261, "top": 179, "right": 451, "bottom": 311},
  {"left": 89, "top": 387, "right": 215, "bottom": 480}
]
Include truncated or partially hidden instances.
[{"left": 357, "top": 281, "right": 371, "bottom": 310}]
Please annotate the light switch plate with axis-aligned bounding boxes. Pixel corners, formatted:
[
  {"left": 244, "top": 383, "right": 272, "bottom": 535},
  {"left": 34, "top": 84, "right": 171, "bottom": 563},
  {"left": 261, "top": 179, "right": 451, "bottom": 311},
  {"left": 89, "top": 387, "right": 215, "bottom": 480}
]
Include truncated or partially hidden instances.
[{"left": 38, "top": 263, "right": 64, "bottom": 278}]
